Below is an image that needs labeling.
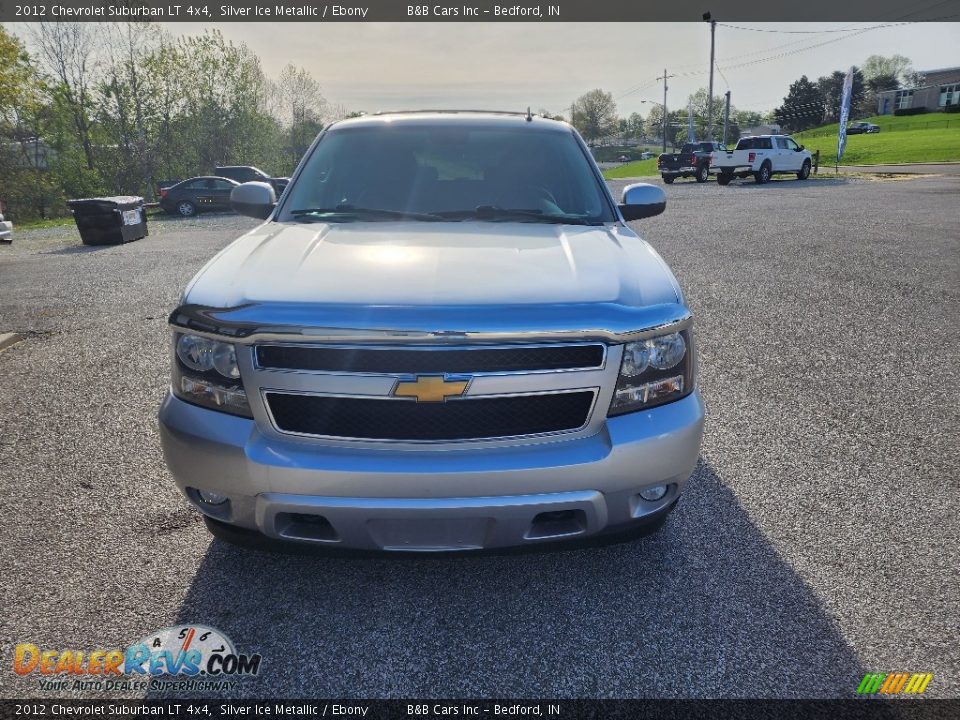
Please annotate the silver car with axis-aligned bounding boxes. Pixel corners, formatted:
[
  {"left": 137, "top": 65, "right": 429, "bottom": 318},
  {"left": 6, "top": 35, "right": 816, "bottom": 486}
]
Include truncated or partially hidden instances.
[{"left": 158, "top": 111, "right": 705, "bottom": 552}]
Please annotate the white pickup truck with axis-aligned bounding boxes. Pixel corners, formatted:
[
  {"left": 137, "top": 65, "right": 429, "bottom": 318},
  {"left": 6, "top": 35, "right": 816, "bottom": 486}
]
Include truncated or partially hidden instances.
[{"left": 712, "top": 134, "right": 812, "bottom": 185}]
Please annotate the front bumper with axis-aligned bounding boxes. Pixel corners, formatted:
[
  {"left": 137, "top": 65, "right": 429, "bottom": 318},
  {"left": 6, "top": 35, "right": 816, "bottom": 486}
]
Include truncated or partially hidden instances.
[{"left": 158, "top": 390, "right": 704, "bottom": 551}]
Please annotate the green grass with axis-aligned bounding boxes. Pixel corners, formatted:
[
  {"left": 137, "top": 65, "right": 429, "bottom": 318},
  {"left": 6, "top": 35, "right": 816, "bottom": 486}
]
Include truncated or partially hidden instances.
[
  {"left": 795, "top": 112, "right": 959, "bottom": 140},
  {"left": 602, "top": 158, "right": 659, "bottom": 179},
  {"left": 792, "top": 111, "right": 960, "bottom": 165},
  {"left": 801, "top": 127, "right": 960, "bottom": 166},
  {"left": 17, "top": 216, "right": 74, "bottom": 230}
]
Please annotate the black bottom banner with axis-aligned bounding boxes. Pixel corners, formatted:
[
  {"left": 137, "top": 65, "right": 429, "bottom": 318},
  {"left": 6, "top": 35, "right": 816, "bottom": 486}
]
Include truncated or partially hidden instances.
[{"left": 2, "top": 700, "right": 960, "bottom": 720}]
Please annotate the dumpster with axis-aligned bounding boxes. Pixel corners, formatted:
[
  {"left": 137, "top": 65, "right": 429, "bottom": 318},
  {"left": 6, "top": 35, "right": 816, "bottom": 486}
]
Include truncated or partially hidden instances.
[{"left": 67, "top": 196, "right": 148, "bottom": 246}]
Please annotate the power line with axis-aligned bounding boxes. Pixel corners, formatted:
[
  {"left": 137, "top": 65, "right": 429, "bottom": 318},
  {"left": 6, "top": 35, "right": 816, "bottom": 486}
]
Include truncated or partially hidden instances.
[
  {"left": 717, "top": 22, "right": 891, "bottom": 33},
  {"left": 892, "top": 0, "right": 958, "bottom": 21},
  {"left": 617, "top": 24, "right": 882, "bottom": 99},
  {"left": 616, "top": 78, "right": 660, "bottom": 100},
  {"left": 615, "top": 12, "right": 952, "bottom": 112},
  {"left": 715, "top": 62, "right": 731, "bottom": 91}
]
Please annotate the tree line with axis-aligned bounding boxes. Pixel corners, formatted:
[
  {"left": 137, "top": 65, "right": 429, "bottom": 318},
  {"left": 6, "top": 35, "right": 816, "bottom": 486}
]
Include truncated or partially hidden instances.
[
  {"left": 570, "top": 87, "right": 761, "bottom": 148},
  {"left": 569, "top": 54, "right": 921, "bottom": 149},
  {"left": 1, "top": 22, "right": 340, "bottom": 220},
  {"left": 773, "top": 55, "right": 919, "bottom": 132}
]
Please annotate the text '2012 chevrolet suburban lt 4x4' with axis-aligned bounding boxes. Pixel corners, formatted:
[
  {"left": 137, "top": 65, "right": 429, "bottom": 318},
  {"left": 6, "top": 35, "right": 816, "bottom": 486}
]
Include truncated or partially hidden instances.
[{"left": 158, "top": 111, "right": 705, "bottom": 552}]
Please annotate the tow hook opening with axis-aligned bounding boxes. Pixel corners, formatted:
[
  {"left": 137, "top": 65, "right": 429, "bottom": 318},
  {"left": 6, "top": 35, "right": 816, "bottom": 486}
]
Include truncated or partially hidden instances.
[
  {"left": 276, "top": 512, "right": 340, "bottom": 543},
  {"left": 526, "top": 509, "right": 587, "bottom": 540}
]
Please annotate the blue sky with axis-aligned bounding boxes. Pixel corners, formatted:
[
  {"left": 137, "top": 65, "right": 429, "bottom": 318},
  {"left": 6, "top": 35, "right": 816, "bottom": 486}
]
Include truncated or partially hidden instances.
[{"left": 168, "top": 21, "right": 957, "bottom": 116}]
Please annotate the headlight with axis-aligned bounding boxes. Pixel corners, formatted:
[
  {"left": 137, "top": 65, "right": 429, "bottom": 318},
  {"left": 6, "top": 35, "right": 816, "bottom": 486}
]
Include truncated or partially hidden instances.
[
  {"left": 176, "top": 334, "right": 216, "bottom": 372},
  {"left": 212, "top": 343, "right": 241, "bottom": 379},
  {"left": 609, "top": 330, "right": 694, "bottom": 416},
  {"left": 172, "top": 333, "right": 251, "bottom": 417}
]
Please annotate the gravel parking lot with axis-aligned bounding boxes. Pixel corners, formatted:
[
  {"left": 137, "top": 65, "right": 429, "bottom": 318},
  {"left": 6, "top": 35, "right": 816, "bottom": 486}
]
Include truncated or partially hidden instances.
[{"left": 1, "top": 175, "right": 957, "bottom": 698}]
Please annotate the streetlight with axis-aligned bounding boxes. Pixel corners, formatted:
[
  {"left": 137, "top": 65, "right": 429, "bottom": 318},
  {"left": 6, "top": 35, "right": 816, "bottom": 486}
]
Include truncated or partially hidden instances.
[
  {"left": 704, "top": 11, "right": 716, "bottom": 139},
  {"left": 638, "top": 98, "right": 669, "bottom": 152}
]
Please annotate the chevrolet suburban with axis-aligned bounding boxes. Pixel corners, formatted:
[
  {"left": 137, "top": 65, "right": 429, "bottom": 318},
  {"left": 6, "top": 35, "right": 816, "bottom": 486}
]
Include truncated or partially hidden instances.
[{"left": 158, "top": 111, "right": 705, "bottom": 552}]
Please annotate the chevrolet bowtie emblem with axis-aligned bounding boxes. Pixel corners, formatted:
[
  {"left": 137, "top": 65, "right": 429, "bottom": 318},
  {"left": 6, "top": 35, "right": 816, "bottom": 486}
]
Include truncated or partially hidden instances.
[{"left": 393, "top": 375, "right": 470, "bottom": 403}]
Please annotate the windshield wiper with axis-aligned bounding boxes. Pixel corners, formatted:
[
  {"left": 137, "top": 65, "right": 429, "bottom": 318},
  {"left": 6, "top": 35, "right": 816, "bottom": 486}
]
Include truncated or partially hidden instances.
[
  {"left": 290, "top": 205, "right": 446, "bottom": 222},
  {"left": 433, "top": 206, "right": 601, "bottom": 226}
]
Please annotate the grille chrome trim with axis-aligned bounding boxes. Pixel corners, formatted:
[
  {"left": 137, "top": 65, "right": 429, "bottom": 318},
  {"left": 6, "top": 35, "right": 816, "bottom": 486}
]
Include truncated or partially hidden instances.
[
  {"left": 260, "top": 387, "right": 599, "bottom": 444},
  {"left": 253, "top": 342, "right": 607, "bottom": 376}
]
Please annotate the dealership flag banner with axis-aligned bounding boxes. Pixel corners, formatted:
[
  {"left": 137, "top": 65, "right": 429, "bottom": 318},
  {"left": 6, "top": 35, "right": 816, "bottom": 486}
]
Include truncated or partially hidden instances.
[
  {"left": 688, "top": 103, "right": 696, "bottom": 142},
  {"left": 837, "top": 66, "right": 855, "bottom": 167}
]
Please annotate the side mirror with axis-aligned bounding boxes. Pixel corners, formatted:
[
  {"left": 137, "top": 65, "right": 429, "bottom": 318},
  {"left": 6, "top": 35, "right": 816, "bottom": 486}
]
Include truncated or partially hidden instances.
[
  {"left": 619, "top": 183, "right": 666, "bottom": 221},
  {"left": 797, "top": 145, "right": 805, "bottom": 151},
  {"left": 231, "top": 182, "right": 276, "bottom": 220}
]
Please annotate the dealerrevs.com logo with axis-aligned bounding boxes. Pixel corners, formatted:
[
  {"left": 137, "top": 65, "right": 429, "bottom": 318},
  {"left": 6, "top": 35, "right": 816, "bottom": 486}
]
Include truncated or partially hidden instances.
[{"left": 14, "top": 625, "right": 262, "bottom": 693}]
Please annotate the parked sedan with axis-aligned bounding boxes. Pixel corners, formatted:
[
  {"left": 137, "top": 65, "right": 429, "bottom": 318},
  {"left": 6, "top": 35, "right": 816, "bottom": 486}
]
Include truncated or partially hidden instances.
[
  {"left": 159, "top": 177, "right": 240, "bottom": 217},
  {"left": 847, "top": 121, "right": 881, "bottom": 134},
  {"left": 215, "top": 166, "right": 289, "bottom": 195}
]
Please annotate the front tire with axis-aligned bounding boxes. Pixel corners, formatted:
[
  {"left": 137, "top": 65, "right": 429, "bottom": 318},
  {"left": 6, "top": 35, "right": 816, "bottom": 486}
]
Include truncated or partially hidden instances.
[
  {"left": 695, "top": 164, "right": 709, "bottom": 183},
  {"left": 717, "top": 173, "right": 732, "bottom": 186},
  {"left": 754, "top": 163, "right": 771, "bottom": 184},
  {"left": 662, "top": 174, "right": 675, "bottom": 184},
  {"left": 797, "top": 160, "right": 811, "bottom": 180},
  {"left": 177, "top": 200, "right": 197, "bottom": 217}
]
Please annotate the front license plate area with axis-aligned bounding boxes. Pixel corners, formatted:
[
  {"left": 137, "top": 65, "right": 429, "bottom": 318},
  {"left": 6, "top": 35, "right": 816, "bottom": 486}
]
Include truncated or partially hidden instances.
[{"left": 366, "top": 517, "right": 492, "bottom": 551}]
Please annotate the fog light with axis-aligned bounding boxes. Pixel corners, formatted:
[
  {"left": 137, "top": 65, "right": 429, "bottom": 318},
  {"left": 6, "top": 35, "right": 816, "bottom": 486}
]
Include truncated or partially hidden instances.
[
  {"left": 197, "top": 489, "right": 228, "bottom": 505},
  {"left": 639, "top": 484, "right": 668, "bottom": 502}
]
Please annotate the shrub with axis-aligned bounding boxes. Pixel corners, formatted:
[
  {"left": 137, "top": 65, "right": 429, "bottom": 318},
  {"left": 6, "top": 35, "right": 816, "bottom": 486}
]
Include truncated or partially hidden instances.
[{"left": 893, "top": 107, "right": 928, "bottom": 116}]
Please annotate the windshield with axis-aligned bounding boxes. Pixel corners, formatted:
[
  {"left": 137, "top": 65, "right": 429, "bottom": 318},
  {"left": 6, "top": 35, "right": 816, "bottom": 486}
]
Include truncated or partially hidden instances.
[{"left": 281, "top": 123, "right": 615, "bottom": 224}]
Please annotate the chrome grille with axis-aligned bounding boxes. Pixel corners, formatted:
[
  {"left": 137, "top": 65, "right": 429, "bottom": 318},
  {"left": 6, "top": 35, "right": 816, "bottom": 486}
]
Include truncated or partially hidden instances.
[
  {"left": 265, "top": 390, "right": 595, "bottom": 441},
  {"left": 248, "top": 342, "right": 611, "bottom": 443}
]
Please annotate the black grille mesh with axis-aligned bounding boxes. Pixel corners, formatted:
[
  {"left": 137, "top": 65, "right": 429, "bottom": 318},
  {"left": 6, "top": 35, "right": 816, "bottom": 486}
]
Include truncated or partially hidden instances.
[
  {"left": 256, "top": 344, "right": 604, "bottom": 374},
  {"left": 266, "top": 391, "right": 595, "bottom": 441}
]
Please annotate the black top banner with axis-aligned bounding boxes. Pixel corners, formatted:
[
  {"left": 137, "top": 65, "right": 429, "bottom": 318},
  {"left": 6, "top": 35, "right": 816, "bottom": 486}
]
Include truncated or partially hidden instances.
[{"left": 1, "top": 0, "right": 958, "bottom": 22}]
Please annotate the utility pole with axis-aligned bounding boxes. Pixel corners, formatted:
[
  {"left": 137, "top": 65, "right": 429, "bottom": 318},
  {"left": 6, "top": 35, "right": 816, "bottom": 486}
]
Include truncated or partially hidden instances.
[
  {"left": 658, "top": 68, "right": 670, "bottom": 153},
  {"left": 705, "top": 12, "right": 716, "bottom": 139},
  {"left": 722, "top": 90, "right": 731, "bottom": 146}
]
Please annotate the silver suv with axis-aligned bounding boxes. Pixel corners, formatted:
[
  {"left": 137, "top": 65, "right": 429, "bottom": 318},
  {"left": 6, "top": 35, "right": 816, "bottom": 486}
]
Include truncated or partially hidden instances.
[{"left": 158, "top": 111, "right": 704, "bottom": 552}]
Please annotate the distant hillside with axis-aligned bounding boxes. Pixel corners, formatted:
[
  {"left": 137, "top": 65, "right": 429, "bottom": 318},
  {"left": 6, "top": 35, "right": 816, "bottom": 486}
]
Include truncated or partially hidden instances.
[{"left": 795, "top": 113, "right": 958, "bottom": 140}]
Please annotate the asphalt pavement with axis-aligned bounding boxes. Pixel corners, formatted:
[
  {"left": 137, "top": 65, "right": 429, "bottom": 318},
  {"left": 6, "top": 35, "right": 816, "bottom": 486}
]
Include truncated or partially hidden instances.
[
  {"left": 838, "top": 162, "right": 960, "bottom": 175},
  {"left": 1, "top": 174, "right": 958, "bottom": 698}
]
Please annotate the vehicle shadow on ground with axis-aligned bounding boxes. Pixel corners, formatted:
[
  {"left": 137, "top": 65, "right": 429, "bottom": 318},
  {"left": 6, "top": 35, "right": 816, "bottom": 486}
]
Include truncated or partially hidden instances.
[
  {"left": 718, "top": 177, "right": 854, "bottom": 189},
  {"left": 42, "top": 243, "right": 117, "bottom": 255},
  {"left": 165, "top": 459, "right": 864, "bottom": 698},
  {"left": 154, "top": 211, "right": 239, "bottom": 222}
]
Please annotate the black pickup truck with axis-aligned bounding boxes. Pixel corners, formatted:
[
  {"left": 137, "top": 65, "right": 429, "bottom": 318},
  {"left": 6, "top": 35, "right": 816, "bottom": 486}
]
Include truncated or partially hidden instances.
[{"left": 657, "top": 141, "right": 726, "bottom": 184}]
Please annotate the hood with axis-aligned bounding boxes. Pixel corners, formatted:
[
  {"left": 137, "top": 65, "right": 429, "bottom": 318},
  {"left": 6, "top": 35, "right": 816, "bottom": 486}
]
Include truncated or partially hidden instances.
[{"left": 183, "top": 221, "right": 680, "bottom": 310}]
